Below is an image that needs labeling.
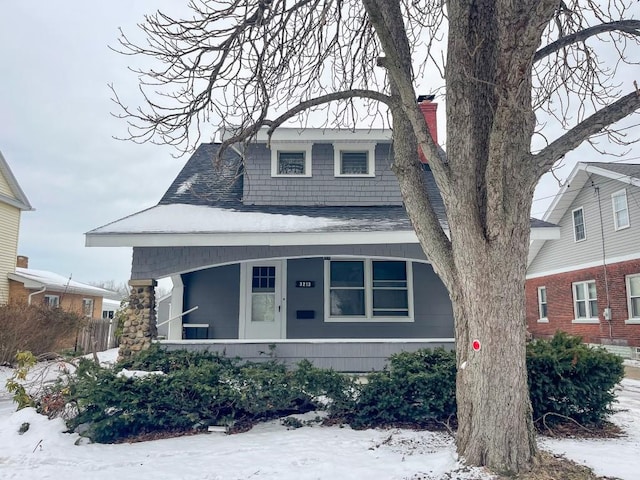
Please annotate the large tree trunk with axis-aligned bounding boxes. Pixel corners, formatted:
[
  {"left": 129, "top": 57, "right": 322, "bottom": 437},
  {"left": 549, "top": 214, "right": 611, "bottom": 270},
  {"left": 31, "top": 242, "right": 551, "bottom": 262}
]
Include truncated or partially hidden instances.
[{"left": 450, "top": 221, "right": 537, "bottom": 473}]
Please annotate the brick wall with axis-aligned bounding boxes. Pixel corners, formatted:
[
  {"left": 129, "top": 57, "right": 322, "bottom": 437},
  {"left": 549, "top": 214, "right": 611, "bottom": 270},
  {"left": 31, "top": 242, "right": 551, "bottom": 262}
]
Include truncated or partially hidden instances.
[
  {"left": 8, "top": 281, "right": 103, "bottom": 318},
  {"left": 526, "top": 258, "right": 640, "bottom": 347}
]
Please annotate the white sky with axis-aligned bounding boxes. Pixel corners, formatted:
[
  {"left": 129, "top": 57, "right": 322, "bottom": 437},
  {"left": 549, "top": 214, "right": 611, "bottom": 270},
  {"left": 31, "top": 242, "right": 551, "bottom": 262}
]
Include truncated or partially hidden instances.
[{"left": 0, "top": 1, "right": 638, "bottom": 285}]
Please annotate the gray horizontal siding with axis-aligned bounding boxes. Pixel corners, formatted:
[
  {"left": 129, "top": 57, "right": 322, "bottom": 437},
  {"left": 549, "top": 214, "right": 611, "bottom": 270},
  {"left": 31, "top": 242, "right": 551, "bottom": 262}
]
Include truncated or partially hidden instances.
[
  {"left": 529, "top": 176, "right": 640, "bottom": 275},
  {"left": 242, "top": 142, "right": 402, "bottom": 206},
  {"left": 132, "top": 243, "right": 428, "bottom": 279},
  {"left": 157, "top": 340, "right": 454, "bottom": 372}
]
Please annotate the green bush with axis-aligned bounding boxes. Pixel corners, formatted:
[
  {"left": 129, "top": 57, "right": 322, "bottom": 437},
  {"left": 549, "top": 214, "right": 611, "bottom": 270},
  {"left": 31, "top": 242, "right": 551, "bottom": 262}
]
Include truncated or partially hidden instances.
[
  {"left": 350, "top": 348, "right": 457, "bottom": 428},
  {"left": 53, "top": 333, "right": 624, "bottom": 442},
  {"left": 527, "top": 332, "right": 624, "bottom": 426},
  {"left": 63, "top": 353, "right": 330, "bottom": 443}
]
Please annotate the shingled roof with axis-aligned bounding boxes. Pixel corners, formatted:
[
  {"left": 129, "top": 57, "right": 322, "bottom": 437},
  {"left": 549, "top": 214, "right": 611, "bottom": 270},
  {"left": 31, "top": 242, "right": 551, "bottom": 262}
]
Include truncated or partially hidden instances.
[{"left": 87, "top": 142, "right": 557, "bottom": 242}]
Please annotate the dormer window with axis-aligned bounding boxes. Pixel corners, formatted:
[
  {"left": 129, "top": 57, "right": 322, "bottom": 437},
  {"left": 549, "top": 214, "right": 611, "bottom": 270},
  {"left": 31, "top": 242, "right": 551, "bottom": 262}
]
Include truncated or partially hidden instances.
[
  {"left": 270, "top": 143, "right": 313, "bottom": 177},
  {"left": 334, "top": 143, "right": 376, "bottom": 177}
]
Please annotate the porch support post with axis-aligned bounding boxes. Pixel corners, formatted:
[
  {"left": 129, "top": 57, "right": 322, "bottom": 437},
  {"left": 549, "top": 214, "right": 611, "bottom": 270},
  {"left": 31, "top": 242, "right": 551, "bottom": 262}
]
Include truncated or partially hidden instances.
[{"left": 119, "top": 279, "right": 157, "bottom": 361}]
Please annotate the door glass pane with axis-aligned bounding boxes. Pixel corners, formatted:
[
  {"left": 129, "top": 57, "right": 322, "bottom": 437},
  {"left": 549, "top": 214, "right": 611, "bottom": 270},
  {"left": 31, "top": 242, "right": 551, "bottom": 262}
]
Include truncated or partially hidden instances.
[
  {"left": 251, "top": 294, "right": 275, "bottom": 322},
  {"left": 330, "top": 290, "right": 365, "bottom": 316},
  {"left": 253, "top": 266, "right": 275, "bottom": 292}
]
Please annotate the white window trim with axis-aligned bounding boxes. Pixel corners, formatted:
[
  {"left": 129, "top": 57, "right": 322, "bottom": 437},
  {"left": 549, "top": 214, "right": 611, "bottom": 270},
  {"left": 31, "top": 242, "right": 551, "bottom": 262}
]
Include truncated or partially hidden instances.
[
  {"left": 537, "top": 286, "right": 548, "bottom": 323},
  {"left": 572, "top": 207, "right": 586, "bottom": 242},
  {"left": 323, "top": 258, "right": 414, "bottom": 323},
  {"left": 571, "top": 280, "right": 599, "bottom": 323},
  {"left": 612, "top": 189, "right": 630, "bottom": 231},
  {"left": 270, "top": 143, "right": 313, "bottom": 178},
  {"left": 82, "top": 298, "right": 94, "bottom": 318},
  {"left": 625, "top": 274, "right": 640, "bottom": 324},
  {"left": 333, "top": 142, "right": 376, "bottom": 177},
  {"left": 44, "top": 294, "right": 60, "bottom": 307}
]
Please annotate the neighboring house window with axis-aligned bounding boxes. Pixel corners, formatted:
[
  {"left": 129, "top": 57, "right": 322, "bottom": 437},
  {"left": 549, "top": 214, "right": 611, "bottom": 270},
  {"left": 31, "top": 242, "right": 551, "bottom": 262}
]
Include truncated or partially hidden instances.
[
  {"left": 44, "top": 295, "right": 60, "bottom": 308},
  {"left": 333, "top": 143, "right": 376, "bottom": 177},
  {"left": 627, "top": 274, "right": 640, "bottom": 322},
  {"left": 612, "top": 189, "right": 630, "bottom": 230},
  {"left": 325, "top": 259, "right": 413, "bottom": 321},
  {"left": 270, "top": 144, "right": 312, "bottom": 177},
  {"left": 82, "top": 298, "right": 94, "bottom": 318},
  {"left": 537, "top": 287, "right": 547, "bottom": 321},
  {"left": 572, "top": 280, "right": 598, "bottom": 322},
  {"left": 572, "top": 207, "right": 586, "bottom": 242},
  {"left": 102, "top": 310, "right": 115, "bottom": 319}
]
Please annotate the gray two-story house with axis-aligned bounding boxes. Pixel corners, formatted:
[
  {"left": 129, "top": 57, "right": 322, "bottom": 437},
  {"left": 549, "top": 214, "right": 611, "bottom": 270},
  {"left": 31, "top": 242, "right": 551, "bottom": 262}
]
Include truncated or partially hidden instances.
[
  {"left": 526, "top": 162, "right": 640, "bottom": 358},
  {"left": 87, "top": 99, "right": 559, "bottom": 370}
]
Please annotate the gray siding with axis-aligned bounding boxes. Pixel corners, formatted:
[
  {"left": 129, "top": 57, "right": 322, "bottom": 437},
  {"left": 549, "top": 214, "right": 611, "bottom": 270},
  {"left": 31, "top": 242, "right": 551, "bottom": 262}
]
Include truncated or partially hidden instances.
[
  {"left": 159, "top": 340, "right": 454, "bottom": 372},
  {"left": 182, "top": 264, "right": 240, "bottom": 338},
  {"left": 242, "top": 142, "right": 402, "bottom": 206},
  {"left": 286, "top": 258, "right": 453, "bottom": 339},
  {"left": 132, "top": 244, "right": 427, "bottom": 280},
  {"left": 529, "top": 175, "right": 640, "bottom": 275}
]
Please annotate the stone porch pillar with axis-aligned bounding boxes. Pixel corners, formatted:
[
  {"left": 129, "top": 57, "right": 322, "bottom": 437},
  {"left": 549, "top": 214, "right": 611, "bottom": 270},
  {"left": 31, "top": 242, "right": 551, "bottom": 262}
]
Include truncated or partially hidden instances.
[{"left": 119, "top": 279, "right": 157, "bottom": 361}]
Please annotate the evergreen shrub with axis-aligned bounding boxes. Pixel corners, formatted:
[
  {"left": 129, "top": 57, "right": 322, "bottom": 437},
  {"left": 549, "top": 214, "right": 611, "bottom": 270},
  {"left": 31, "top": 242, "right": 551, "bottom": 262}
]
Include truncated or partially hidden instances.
[
  {"left": 53, "top": 333, "right": 624, "bottom": 443},
  {"left": 526, "top": 332, "right": 624, "bottom": 426}
]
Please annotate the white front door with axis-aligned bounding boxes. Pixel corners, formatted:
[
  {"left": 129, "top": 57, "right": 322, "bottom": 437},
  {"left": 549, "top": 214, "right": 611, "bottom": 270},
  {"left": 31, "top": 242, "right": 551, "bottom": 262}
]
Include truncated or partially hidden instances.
[{"left": 242, "top": 261, "right": 286, "bottom": 339}]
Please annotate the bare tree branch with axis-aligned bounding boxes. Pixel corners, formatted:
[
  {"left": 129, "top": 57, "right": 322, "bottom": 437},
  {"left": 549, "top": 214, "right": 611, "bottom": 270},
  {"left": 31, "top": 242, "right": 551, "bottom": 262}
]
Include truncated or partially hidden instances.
[
  {"left": 534, "top": 19, "right": 640, "bottom": 62},
  {"left": 535, "top": 89, "right": 640, "bottom": 174}
]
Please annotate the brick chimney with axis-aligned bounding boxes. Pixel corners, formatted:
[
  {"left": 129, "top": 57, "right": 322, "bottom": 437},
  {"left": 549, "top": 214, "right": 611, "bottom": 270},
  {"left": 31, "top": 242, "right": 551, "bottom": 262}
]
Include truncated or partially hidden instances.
[
  {"left": 16, "top": 255, "right": 28, "bottom": 268},
  {"left": 417, "top": 95, "right": 438, "bottom": 163}
]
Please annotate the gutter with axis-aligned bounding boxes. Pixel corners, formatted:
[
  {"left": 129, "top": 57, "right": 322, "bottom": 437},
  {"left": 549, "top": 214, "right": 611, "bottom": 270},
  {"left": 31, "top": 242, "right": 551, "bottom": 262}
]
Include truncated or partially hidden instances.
[{"left": 28, "top": 286, "right": 46, "bottom": 305}]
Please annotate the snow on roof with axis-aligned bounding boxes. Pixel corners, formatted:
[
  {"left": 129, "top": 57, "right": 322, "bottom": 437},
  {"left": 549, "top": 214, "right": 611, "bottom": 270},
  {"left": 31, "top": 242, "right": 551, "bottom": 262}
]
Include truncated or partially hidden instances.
[
  {"left": 8, "top": 267, "right": 114, "bottom": 297},
  {"left": 88, "top": 204, "right": 371, "bottom": 235}
]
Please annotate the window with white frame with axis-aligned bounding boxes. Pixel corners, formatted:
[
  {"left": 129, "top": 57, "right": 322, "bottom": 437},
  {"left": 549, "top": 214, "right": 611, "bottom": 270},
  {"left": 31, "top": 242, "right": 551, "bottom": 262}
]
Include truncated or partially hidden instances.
[
  {"left": 572, "top": 207, "right": 586, "bottom": 242},
  {"left": 537, "top": 287, "right": 547, "bottom": 320},
  {"left": 44, "top": 294, "right": 60, "bottom": 308},
  {"left": 627, "top": 274, "right": 640, "bottom": 320},
  {"left": 573, "top": 280, "right": 598, "bottom": 321},
  {"left": 612, "top": 189, "right": 630, "bottom": 230},
  {"left": 333, "top": 143, "right": 376, "bottom": 177},
  {"left": 325, "top": 259, "right": 412, "bottom": 321},
  {"left": 270, "top": 144, "right": 313, "bottom": 177},
  {"left": 82, "top": 298, "right": 94, "bottom": 318}
]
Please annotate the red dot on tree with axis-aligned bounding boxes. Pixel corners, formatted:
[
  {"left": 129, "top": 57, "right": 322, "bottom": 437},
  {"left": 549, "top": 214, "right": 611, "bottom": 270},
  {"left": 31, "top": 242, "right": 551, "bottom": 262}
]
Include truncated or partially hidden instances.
[{"left": 472, "top": 340, "right": 481, "bottom": 351}]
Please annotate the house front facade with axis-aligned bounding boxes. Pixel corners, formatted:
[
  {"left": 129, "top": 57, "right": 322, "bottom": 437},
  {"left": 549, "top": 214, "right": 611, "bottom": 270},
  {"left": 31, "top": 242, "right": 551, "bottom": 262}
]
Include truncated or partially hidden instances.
[
  {"left": 88, "top": 99, "right": 559, "bottom": 370},
  {"left": 526, "top": 162, "right": 640, "bottom": 358},
  {"left": 0, "top": 151, "right": 32, "bottom": 304},
  {"left": 8, "top": 256, "right": 111, "bottom": 319}
]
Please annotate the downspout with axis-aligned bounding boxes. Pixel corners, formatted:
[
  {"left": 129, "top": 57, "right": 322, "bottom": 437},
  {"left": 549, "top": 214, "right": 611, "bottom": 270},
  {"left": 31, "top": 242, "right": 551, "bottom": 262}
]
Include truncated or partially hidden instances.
[
  {"left": 594, "top": 183, "right": 612, "bottom": 338},
  {"left": 28, "top": 286, "right": 46, "bottom": 305}
]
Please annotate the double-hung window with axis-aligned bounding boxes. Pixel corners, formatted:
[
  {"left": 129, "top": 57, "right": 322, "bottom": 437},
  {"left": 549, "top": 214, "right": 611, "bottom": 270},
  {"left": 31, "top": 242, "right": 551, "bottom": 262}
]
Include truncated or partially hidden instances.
[
  {"left": 537, "top": 287, "right": 548, "bottom": 321},
  {"left": 333, "top": 143, "right": 376, "bottom": 177},
  {"left": 572, "top": 207, "right": 586, "bottom": 242},
  {"left": 44, "top": 294, "right": 60, "bottom": 308},
  {"left": 612, "top": 189, "right": 630, "bottom": 230},
  {"left": 626, "top": 274, "right": 640, "bottom": 323},
  {"left": 326, "top": 259, "right": 413, "bottom": 321},
  {"left": 82, "top": 298, "right": 94, "bottom": 318},
  {"left": 270, "top": 144, "right": 312, "bottom": 177},
  {"left": 572, "top": 280, "right": 598, "bottom": 322}
]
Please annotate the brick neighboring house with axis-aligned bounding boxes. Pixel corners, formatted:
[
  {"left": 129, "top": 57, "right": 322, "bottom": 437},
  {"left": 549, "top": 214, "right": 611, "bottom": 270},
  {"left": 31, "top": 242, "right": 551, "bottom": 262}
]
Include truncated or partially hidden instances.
[
  {"left": 8, "top": 256, "right": 112, "bottom": 319},
  {"left": 526, "top": 162, "right": 640, "bottom": 358},
  {"left": 0, "top": 150, "right": 33, "bottom": 304},
  {"left": 87, "top": 98, "right": 559, "bottom": 369}
]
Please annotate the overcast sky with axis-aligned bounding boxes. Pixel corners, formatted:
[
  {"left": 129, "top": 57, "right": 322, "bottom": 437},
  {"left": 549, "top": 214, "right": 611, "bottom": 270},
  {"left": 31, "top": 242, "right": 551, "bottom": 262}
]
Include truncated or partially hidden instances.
[{"left": 1, "top": 2, "right": 638, "bottom": 287}]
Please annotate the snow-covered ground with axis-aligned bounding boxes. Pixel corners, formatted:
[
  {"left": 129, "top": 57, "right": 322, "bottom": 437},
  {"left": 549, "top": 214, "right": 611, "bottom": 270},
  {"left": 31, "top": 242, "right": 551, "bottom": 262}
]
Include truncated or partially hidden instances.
[{"left": 0, "top": 351, "right": 638, "bottom": 480}]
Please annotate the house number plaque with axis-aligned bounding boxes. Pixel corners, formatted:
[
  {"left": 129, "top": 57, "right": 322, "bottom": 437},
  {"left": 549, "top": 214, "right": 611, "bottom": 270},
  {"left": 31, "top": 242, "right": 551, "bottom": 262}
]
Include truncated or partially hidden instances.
[{"left": 295, "top": 281, "right": 315, "bottom": 288}]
